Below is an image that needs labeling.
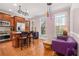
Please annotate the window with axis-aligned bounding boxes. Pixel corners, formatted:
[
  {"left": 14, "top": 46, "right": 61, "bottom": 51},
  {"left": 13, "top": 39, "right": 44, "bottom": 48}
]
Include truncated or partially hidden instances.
[
  {"left": 39, "top": 16, "right": 47, "bottom": 39},
  {"left": 55, "top": 13, "right": 66, "bottom": 35},
  {"left": 40, "top": 16, "right": 46, "bottom": 36}
]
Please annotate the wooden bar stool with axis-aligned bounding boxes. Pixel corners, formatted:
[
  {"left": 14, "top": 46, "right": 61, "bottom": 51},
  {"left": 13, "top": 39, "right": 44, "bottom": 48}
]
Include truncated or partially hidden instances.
[
  {"left": 27, "top": 32, "right": 34, "bottom": 46},
  {"left": 19, "top": 32, "right": 28, "bottom": 50}
]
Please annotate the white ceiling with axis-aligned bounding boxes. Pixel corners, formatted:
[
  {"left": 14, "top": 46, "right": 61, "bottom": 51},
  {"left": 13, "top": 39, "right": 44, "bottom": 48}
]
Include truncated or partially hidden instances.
[
  {"left": 0, "top": 3, "right": 47, "bottom": 18},
  {"left": 51, "top": 3, "right": 72, "bottom": 12},
  {"left": 0, "top": 3, "right": 72, "bottom": 18}
]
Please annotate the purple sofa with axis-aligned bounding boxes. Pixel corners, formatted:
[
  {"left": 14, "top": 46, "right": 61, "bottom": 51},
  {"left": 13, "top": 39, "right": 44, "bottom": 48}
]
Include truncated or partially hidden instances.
[{"left": 52, "top": 36, "right": 77, "bottom": 56}]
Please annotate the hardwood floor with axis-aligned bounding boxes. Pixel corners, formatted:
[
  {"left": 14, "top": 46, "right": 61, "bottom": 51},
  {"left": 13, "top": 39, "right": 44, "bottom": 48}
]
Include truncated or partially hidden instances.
[{"left": 0, "top": 39, "right": 57, "bottom": 56}]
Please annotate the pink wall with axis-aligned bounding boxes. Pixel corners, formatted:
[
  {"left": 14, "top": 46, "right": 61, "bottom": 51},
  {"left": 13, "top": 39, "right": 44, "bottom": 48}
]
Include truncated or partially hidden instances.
[
  {"left": 46, "top": 13, "right": 55, "bottom": 41},
  {"left": 70, "top": 4, "right": 79, "bottom": 55}
]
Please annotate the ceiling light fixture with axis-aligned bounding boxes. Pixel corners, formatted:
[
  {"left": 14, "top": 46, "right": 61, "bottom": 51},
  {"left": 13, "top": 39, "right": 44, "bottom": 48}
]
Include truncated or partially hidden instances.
[
  {"left": 17, "top": 5, "right": 29, "bottom": 16},
  {"left": 47, "top": 3, "right": 52, "bottom": 5},
  {"left": 47, "top": 3, "right": 52, "bottom": 17}
]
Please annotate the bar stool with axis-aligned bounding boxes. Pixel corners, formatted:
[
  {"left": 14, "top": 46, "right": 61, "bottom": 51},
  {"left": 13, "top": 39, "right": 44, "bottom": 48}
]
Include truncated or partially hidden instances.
[
  {"left": 27, "top": 32, "right": 34, "bottom": 46},
  {"left": 19, "top": 32, "right": 28, "bottom": 50}
]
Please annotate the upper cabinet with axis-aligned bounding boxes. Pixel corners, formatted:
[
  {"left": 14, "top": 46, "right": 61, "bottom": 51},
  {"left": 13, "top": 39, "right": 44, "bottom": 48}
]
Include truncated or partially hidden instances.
[
  {"left": 3, "top": 14, "right": 11, "bottom": 21},
  {"left": 0, "top": 12, "right": 14, "bottom": 27},
  {"left": 0, "top": 13, "right": 3, "bottom": 19},
  {"left": 0, "top": 12, "right": 30, "bottom": 32},
  {"left": 25, "top": 20, "right": 30, "bottom": 32},
  {"left": 14, "top": 16, "right": 25, "bottom": 22}
]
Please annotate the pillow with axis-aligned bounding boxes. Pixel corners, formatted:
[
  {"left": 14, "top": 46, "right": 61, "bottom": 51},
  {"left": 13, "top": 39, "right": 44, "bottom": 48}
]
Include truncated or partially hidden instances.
[
  {"left": 57, "top": 36, "right": 63, "bottom": 39},
  {"left": 62, "top": 36, "right": 68, "bottom": 41},
  {"left": 57, "top": 35, "right": 68, "bottom": 41}
]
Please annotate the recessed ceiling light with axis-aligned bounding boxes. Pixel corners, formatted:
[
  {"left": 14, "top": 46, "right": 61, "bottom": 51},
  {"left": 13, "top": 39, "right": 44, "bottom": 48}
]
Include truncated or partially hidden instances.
[
  {"left": 9, "top": 9, "right": 12, "bottom": 11},
  {"left": 13, "top": 3, "right": 17, "bottom": 6}
]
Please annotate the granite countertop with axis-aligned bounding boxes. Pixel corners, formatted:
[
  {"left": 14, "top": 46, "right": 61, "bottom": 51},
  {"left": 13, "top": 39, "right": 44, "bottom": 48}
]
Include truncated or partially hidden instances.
[{"left": 12, "top": 32, "right": 21, "bottom": 35}]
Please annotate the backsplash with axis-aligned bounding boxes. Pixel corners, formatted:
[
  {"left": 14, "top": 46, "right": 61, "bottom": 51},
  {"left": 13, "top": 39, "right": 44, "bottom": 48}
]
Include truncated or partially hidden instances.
[
  {"left": 0, "top": 27, "right": 11, "bottom": 35},
  {"left": 0, "top": 27, "right": 10, "bottom": 31}
]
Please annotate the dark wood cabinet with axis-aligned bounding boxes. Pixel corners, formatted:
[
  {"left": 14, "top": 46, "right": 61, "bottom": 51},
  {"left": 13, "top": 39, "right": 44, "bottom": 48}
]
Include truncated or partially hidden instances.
[
  {"left": 0, "top": 12, "right": 30, "bottom": 42},
  {"left": 25, "top": 20, "right": 30, "bottom": 32},
  {"left": 0, "top": 12, "right": 13, "bottom": 41}
]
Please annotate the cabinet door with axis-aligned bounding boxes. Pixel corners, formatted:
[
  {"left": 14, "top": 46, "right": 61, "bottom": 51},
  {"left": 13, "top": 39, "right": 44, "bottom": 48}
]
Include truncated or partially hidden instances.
[
  {"left": 3, "top": 14, "right": 11, "bottom": 21},
  {"left": 0, "top": 13, "right": 3, "bottom": 19},
  {"left": 25, "top": 21, "right": 30, "bottom": 32}
]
